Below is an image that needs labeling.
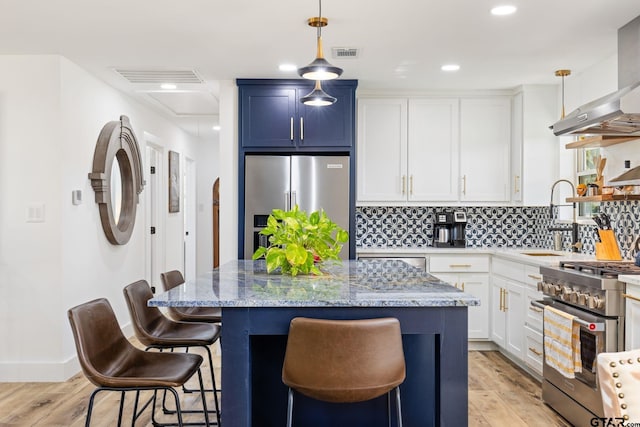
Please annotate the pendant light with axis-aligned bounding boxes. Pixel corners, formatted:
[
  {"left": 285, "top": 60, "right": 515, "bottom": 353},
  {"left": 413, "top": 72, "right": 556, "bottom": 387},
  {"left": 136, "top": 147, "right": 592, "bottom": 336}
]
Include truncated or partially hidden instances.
[
  {"left": 298, "top": 0, "right": 343, "bottom": 81},
  {"left": 300, "top": 80, "right": 337, "bottom": 106},
  {"left": 555, "top": 69, "right": 571, "bottom": 119}
]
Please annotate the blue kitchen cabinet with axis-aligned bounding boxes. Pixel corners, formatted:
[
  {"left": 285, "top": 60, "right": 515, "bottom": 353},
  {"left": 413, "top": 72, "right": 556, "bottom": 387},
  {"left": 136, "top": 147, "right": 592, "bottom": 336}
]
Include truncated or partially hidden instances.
[{"left": 238, "top": 79, "right": 357, "bottom": 150}]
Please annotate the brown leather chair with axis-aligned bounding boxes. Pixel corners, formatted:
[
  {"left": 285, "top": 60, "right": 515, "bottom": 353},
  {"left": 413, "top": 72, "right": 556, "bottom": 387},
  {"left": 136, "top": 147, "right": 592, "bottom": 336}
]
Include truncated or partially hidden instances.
[
  {"left": 123, "top": 280, "right": 221, "bottom": 426},
  {"left": 68, "top": 297, "right": 210, "bottom": 426},
  {"left": 160, "top": 270, "right": 222, "bottom": 323},
  {"left": 282, "top": 317, "right": 406, "bottom": 427}
]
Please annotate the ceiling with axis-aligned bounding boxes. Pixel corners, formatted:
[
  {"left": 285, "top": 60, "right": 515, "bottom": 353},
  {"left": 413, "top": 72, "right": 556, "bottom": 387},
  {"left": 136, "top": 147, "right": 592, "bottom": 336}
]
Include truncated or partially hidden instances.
[{"left": 3, "top": 0, "right": 640, "bottom": 140}]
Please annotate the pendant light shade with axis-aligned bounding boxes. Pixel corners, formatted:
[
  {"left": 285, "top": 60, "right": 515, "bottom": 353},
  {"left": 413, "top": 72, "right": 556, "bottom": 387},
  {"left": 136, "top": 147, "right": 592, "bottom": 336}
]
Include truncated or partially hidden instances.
[
  {"left": 301, "top": 80, "right": 337, "bottom": 106},
  {"left": 298, "top": 1, "right": 343, "bottom": 81}
]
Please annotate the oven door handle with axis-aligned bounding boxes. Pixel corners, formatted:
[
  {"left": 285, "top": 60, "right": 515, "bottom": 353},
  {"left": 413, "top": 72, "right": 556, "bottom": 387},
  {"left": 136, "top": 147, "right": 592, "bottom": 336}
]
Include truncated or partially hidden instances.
[{"left": 531, "top": 300, "right": 605, "bottom": 332}]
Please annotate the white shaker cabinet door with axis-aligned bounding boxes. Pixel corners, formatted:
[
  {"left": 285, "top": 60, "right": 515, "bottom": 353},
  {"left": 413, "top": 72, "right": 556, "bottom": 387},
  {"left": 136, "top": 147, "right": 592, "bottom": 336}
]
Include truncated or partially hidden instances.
[
  {"left": 407, "top": 98, "right": 459, "bottom": 201},
  {"left": 357, "top": 98, "right": 407, "bottom": 202},
  {"left": 460, "top": 97, "right": 511, "bottom": 202}
]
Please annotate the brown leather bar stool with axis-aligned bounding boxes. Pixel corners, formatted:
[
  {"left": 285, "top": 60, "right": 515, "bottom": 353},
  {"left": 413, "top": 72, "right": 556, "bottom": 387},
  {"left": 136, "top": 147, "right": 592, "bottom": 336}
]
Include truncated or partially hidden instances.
[
  {"left": 68, "top": 298, "right": 210, "bottom": 427},
  {"left": 282, "top": 317, "right": 406, "bottom": 427},
  {"left": 123, "top": 280, "right": 221, "bottom": 426},
  {"left": 160, "top": 270, "right": 222, "bottom": 398},
  {"left": 160, "top": 270, "right": 222, "bottom": 323}
]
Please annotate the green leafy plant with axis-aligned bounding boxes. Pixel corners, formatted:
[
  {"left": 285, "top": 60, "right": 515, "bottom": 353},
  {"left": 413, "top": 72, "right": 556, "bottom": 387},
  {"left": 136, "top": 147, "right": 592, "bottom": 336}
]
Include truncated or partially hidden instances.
[{"left": 252, "top": 205, "right": 349, "bottom": 276}]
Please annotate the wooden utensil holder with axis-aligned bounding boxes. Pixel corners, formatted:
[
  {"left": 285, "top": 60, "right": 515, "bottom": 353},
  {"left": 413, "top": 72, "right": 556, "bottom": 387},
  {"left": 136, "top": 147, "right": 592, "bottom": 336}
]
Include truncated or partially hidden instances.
[{"left": 595, "top": 229, "right": 622, "bottom": 261}]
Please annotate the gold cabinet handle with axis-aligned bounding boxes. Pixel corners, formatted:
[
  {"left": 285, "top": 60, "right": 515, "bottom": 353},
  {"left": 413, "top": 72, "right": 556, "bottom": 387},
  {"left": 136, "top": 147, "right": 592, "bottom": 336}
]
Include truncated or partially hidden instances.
[
  {"left": 499, "top": 288, "right": 504, "bottom": 311},
  {"left": 514, "top": 175, "right": 520, "bottom": 193},
  {"left": 461, "top": 282, "right": 465, "bottom": 292},
  {"left": 504, "top": 289, "right": 508, "bottom": 311},
  {"left": 529, "top": 306, "right": 543, "bottom": 313},
  {"left": 409, "top": 175, "right": 414, "bottom": 195},
  {"left": 290, "top": 117, "right": 294, "bottom": 141},
  {"left": 623, "top": 293, "right": 640, "bottom": 302},
  {"left": 462, "top": 174, "right": 467, "bottom": 195},
  {"left": 401, "top": 175, "right": 406, "bottom": 195},
  {"left": 300, "top": 117, "right": 304, "bottom": 141},
  {"left": 528, "top": 347, "right": 542, "bottom": 356},
  {"left": 449, "top": 264, "right": 472, "bottom": 268},
  {"left": 528, "top": 274, "right": 542, "bottom": 281}
]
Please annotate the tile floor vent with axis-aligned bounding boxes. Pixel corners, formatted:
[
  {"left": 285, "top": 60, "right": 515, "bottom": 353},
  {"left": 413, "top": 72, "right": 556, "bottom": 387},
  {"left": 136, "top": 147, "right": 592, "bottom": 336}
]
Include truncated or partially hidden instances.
[
  {"left": 113, "top": 69, "right": 204, "bottom": 84},
  {"left": 332, "top": 48, "right": 359, "bottom": 59}
]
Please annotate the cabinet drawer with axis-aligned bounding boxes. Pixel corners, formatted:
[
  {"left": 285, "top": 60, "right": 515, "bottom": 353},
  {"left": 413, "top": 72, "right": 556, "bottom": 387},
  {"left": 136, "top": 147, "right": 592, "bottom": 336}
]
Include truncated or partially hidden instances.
[
  {"left": 429, "top": 255, "right": 489, "bottom": 273},
  {"left": 525, "top": 288, "right": 544, "bottom": 331},
  {"left": 524, "top": 326, "right": 543, "bottom": 375},
  {"left": 524, "top": 265, "right": 543, "bottom": 289},
  {"left": 492, "top": 258, "right": 525, "bottom": 282}
]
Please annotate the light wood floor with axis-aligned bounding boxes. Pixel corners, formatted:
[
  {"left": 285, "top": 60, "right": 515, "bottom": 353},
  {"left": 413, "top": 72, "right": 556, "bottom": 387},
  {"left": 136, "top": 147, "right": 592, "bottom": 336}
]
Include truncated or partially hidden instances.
[{"left": 0, "top": 350, "right": 571, "bottom": 426}]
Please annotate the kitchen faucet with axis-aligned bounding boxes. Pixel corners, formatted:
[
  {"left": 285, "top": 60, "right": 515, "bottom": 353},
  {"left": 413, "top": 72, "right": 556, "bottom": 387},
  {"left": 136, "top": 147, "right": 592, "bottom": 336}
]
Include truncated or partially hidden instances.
[{"left": 549, "top": 179, "right": 581, "bottom": 252}]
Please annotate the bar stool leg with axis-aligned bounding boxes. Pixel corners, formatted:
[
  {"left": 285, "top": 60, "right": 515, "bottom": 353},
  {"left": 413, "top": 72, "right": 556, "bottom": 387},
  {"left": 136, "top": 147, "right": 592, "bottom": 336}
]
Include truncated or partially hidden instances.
[
  {"left": 286, "top": 388, "right": 294, "bottom": 427},
  {"left": 395, "top": 387, "right": 403, "bottom": 427}
]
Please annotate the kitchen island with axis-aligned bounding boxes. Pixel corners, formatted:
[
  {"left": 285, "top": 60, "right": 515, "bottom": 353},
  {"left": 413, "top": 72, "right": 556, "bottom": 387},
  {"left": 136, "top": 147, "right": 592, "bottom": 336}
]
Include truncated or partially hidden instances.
[{"left": 149, "top": 259, "right": 480, "bottom": 427}]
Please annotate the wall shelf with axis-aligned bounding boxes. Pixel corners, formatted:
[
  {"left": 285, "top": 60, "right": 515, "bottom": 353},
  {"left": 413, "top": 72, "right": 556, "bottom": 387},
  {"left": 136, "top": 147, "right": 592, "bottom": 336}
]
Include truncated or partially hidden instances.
[
  {"left": 565, "top": 135, "right": 638, "bottom": 149},
  {"left": 567, "top": 194, "right": 640, "bottom": 203}
]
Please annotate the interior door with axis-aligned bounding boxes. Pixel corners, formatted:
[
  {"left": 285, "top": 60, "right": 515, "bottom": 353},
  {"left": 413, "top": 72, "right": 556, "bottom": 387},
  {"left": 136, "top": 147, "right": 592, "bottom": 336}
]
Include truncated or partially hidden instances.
[
  {"left": 145, "top": 143, "right": 164, "bottom": 291},
  {"left": 184, "top": 157, "right": 197, "bottom": 280}
]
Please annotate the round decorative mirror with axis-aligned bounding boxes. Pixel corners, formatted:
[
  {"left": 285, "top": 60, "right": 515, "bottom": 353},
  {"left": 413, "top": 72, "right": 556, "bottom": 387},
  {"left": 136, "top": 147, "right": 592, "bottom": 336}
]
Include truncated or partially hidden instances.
[{"left": 88, "top": 115, "right": 145, "bottom": 245}]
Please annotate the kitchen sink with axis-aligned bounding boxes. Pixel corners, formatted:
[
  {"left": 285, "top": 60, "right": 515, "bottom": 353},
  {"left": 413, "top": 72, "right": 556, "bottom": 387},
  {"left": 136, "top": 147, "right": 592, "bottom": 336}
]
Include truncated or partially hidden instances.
[{"left": 520, "top": 252, "right": 561, "bottom": 256}]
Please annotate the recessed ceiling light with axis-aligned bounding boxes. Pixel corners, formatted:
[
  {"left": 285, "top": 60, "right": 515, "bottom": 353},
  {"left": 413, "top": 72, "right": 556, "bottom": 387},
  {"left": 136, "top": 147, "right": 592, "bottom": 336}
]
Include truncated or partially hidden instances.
[
  {"left": 160, "top": 83, "right": 177, "bottom": 90},
  {"left": 279, "top": 64, "right": 297, "bottom": 72},
  {"left": 212, "top": 125, "right": 221, "bottom": 131},
  {"left": 491, "top": 5, "right": 517, "bottom": 16},
  {"left": 441, "top": 64, "right": 460, "bottom": 72}
]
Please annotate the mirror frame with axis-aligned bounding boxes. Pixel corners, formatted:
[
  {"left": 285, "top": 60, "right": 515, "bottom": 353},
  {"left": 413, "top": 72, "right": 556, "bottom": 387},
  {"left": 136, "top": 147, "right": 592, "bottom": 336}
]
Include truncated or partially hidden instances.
[{"left": 88, "top": 115, "right": 145, "bottom": 245}]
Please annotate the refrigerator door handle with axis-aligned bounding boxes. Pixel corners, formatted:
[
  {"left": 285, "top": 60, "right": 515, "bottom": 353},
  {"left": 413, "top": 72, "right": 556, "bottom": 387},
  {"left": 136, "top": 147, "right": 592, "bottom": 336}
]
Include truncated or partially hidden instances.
[
  {"left": 285, "top": 191, "right": 290, "bottom": 211},
  {"left": 291, "top": 191, "right": 297, "bottom": 208}
]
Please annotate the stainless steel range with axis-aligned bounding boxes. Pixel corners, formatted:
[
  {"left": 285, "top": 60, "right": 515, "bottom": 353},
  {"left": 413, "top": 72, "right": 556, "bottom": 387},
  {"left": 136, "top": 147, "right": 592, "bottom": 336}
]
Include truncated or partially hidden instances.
[{"left": 534, "top": 261, "right": 640, "bottom": 426}]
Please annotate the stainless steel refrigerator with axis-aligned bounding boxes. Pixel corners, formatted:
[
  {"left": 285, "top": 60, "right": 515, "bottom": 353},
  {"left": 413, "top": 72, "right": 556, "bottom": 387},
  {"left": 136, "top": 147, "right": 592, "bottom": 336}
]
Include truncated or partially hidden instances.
[{"left": 243, "top": 155, "right": 350, "bottom": 259}]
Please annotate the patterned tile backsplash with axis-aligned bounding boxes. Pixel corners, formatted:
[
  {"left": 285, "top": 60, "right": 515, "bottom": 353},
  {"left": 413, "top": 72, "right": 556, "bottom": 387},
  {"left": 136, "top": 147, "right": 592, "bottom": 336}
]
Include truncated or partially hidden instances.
[{"left": 356, "top": 201, "right": 640, "bottom": 260}]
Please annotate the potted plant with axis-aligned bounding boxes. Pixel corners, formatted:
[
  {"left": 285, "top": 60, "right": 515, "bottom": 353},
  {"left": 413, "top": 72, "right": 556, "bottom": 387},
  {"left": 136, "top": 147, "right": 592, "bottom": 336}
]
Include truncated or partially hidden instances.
[{"left": 252, "top": 205, "right": 349, "bottom": 276}]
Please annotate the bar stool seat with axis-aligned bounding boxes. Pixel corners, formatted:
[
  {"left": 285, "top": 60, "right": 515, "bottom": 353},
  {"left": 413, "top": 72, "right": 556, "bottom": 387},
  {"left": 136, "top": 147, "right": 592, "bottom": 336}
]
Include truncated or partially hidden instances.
[
  {"left": 282, "top": 317, "right": 405, "bottom": 426},
  {"left": 68, "top": 298, "right": 210, "bottom": 426},
  {"left": 124, "top": 280, "right": 222, "bottom": 426}
]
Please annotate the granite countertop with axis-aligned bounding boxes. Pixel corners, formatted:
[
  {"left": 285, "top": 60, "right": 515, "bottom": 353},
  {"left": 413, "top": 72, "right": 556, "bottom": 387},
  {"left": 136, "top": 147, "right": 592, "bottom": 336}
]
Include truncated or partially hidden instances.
[{"left": 149, "top": 259, "right": 480, "bottom": 308}]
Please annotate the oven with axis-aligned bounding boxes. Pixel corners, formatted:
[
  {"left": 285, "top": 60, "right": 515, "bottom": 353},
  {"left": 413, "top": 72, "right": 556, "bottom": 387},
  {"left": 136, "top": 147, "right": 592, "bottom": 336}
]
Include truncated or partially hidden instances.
[{"left": 533, "top": 261, "right": 640, "bottom": 426}]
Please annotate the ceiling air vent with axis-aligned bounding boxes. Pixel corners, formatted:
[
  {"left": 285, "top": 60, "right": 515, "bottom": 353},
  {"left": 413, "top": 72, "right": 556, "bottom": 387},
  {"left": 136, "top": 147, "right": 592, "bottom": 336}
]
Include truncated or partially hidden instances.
[
  {"left": 332, "top": 48, "right": 359, "bottom": 59},
  {"left": 113, "top": 69, "right": 204, "bottom": 84}
]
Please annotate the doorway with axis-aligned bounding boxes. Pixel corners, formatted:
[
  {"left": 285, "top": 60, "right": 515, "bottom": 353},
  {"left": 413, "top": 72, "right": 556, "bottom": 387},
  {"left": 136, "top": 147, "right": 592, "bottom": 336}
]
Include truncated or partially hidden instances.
[
  {"left": 184, "top": 157, "right": 197, "bottom": 281},
  {"left": 213, "top": 178, "right": 220, "bottom": 268},
  {"left": 145, "top": 142, "right": 164, "bottom": 291}
]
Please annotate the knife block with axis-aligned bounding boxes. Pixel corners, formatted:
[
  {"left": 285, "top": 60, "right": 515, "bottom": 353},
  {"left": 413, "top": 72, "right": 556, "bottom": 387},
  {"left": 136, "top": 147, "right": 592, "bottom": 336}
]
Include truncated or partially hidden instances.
[{"left": 595, "top": 230, "right": 622, "bottom": 261}]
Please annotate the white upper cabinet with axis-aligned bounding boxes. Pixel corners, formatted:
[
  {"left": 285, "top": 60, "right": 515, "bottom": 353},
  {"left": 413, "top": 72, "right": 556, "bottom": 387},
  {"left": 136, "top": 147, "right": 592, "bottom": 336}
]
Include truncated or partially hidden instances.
[
  {"left": 357, "top": 98, "right": 407, "bottom": 202},
  {"left": 358, "top": 95, "right": 513, "bottom": 204},
  {"left": 460, "top": 97, "right": 511, "bottom": 202},
  {"left": 407, "top": 98, "right": 459, "bottom": 201},
  {"left": 511, "top": 85, "right": 560, "bottom": 205},
  {"left": 357, "top": 97, "right": 459, "bottom": 203}
]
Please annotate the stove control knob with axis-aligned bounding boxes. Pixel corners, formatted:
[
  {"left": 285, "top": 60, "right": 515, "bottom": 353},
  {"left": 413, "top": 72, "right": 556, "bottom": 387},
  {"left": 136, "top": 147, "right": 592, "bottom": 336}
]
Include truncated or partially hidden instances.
[
  {"left": 588, "top": 295, "right": 605, "bottom": 310},
  {"left": 553, "top": 284, "right": 562, "bottom": 296},
  {"left": 577, "top": 292, "right": 589, "bottom": 306},
  {"left": 537, "top": 281, "right": 544, "bottom": 292}
]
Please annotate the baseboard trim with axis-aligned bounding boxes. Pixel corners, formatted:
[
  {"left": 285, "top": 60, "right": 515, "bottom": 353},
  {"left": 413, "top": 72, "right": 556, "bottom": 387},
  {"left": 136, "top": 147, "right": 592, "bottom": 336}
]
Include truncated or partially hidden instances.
[{"left": 0, "top": 323, "right": 134, "bottom": 382}]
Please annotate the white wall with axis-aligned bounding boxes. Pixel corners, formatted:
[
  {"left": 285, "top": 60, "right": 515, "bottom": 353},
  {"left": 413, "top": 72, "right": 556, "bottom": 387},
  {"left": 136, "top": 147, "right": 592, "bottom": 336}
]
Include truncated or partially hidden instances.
[{"left": 0, "top": 55, "right": 217, "bottom": 381}]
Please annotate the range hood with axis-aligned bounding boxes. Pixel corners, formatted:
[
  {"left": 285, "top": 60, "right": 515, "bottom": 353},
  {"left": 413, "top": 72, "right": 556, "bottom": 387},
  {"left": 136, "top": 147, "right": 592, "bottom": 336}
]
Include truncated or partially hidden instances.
[
  {"left": 552, "top": 82, "right": 640, "bottom": 136},
  {"left": 552, "top": 15, "right": 640, "bottom": 137}
]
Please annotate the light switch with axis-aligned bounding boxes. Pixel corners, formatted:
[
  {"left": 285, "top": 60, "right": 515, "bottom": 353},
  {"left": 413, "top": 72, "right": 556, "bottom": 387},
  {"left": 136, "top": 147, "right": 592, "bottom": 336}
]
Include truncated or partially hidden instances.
[
  {"left": 26, "top": 203, "right": 45, "bottom": 223},
  {"left": 72, "top": 190, "right": 82, "bottom": 205}
]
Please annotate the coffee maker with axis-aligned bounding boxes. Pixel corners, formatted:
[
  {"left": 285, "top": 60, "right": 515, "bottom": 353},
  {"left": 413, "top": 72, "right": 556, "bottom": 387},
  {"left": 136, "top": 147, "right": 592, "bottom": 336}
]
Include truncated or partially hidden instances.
[{"left": 433, "top": 210, "right": 467, "bottom": 248}]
